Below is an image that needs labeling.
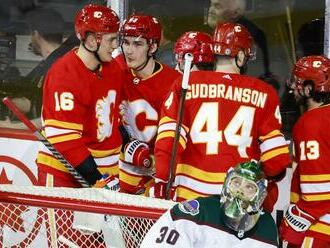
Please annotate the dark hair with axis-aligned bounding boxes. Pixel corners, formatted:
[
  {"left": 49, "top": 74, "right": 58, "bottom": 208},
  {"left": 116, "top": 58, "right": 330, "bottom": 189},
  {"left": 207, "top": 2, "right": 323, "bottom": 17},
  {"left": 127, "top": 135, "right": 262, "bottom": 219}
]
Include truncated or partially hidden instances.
[
  {"left": 196, "top": 63, "right": 214, "bottom": 71},
  {"left": 298, "top": 18, "right": 324, "bottom": 56},
  {"left": 138, "top": 3, "right": 176, "bottom": 41},
  {"left": 304, "top": 80, "right": 330, "bottom": 104},
  {"left": 27, "top": 9, "right": 64, "bottom": 44}
]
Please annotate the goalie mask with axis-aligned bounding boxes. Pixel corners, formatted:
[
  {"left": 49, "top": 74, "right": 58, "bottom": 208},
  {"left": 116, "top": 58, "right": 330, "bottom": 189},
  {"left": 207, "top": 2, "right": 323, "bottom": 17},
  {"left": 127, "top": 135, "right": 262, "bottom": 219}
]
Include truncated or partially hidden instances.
[{"left": 221, "top": 161, "right": 267, "bottom": 235}]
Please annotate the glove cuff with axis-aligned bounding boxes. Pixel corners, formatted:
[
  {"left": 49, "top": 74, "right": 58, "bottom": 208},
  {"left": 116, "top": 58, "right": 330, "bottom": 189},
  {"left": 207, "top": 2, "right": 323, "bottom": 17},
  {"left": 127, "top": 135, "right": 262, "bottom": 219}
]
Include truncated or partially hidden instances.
[{"left": 285, "top": 205, "right": 314, "bottom": 232}]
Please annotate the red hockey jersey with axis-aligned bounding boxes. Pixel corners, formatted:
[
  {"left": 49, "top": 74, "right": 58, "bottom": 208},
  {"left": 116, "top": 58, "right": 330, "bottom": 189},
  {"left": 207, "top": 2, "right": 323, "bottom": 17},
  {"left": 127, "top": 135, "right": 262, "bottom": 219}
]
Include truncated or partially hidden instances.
[
  {"left": 291, "top": 104, "right": 330, "bottom": 241},
  {"left": 119, "top": 61, "right": 180, "bottom": 194},
  {"left": 155, "top": 71, "right": 291, "bottom": 201},
  {"left": 37, "top": 50, "right": 124, "bottom": 184}
]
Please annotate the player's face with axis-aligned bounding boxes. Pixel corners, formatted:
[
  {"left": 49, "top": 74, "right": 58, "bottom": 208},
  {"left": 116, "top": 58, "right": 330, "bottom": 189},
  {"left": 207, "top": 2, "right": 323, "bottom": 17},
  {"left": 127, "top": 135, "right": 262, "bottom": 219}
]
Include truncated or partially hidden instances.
[
  {"left": 289, "top": 78, "right": 306, "bottom": 104},
  {"left": 228, "top": 176, "right": 258, "bottom": 201},
  {"left": 121, "top": 36, "right": 150, "bottom": 69},
  {"left": 29, "top": 31, "right": 42, "bottom": 56},
  {"left": 207, "top": 0, "right": 232, "bottom": 28},
  {"left": 207, "top": 0, "right": 245, "bottom": 28},
  {"left": 98, "top": 33, "right": 119, "bottom": 62}
]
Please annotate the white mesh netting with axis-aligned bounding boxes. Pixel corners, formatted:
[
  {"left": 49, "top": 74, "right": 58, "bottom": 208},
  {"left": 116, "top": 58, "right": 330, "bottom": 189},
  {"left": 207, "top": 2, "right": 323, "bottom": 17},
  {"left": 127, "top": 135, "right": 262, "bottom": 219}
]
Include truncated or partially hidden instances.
[{"left": 0, "top": 185, "right": 176, "bottom": 248}]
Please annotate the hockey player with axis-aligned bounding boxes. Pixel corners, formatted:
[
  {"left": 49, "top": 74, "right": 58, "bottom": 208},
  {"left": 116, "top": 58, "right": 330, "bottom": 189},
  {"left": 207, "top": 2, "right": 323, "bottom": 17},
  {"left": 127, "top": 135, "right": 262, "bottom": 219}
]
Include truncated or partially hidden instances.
[
  {"left": 153, "top": 23, "right": 290, "bottom": 207},
  {"left": 173, "top": 31, "right": 214, "bottom": 73},
  {"left": 118, "top": 14, "right": 180, "bottom": 195},
  {"left": 141, "top": 161, "right": 278, "bottom": 248},
  {"left": 280, "top": 55, "right": 330, "bottom": 247},
  {"left": 37, "top": 4, "right": 123, "bottom": 189}
]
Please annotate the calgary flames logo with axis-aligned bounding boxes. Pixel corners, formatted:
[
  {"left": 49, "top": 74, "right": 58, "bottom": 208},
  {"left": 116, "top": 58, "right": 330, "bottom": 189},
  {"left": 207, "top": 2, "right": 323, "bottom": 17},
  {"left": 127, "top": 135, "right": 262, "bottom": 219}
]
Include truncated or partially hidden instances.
[
  {"left": 0, "top": 155, "right": 43, "bottom": 247},
  {"left": 95, "top": 90, "right": 117, "bottom": 142}
]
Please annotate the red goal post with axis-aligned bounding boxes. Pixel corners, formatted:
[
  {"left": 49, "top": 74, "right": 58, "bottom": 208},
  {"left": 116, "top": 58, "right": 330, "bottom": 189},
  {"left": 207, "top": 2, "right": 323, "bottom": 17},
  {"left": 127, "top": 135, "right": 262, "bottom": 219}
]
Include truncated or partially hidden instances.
[{"left": 0, "top": 185, "right": 176, "bottom": 248}]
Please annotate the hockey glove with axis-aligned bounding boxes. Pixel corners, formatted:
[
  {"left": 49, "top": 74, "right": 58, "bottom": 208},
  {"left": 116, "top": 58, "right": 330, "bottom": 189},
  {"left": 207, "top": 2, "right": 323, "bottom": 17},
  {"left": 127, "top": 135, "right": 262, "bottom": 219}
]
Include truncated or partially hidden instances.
[
  {"left": 94, "top": 174, "right": 120, "bottom": 191},
  {"left": 123, "top": 139, "right": 152, "bottom": 168},
  {"left": 76, "top": 155, "right": 102, "bottom": 185},
  {"left": 149, "top": 179, "right": 176, "bottom": 200},
  {"left": 279, "top": 204, "right": 315, "bottom": 246}
]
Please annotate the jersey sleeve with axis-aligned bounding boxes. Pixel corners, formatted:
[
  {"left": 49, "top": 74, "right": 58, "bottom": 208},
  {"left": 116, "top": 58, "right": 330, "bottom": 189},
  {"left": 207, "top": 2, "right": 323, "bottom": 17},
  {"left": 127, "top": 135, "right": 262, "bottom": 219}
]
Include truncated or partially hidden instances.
[
  {"left": 42, "top": 68, "right": 91, "bottom": 166},
  {"left": 140, "top": 210, "right": 190, "bottom": 248},
  {"left": 292, "top": 117, "right": 330, "bottom": 220},
  {"left": 154, "top": 78, "right": 190, "bottom": 181},
  {"left": 257, "top": 85, "right": 291, "bottom": 177}
]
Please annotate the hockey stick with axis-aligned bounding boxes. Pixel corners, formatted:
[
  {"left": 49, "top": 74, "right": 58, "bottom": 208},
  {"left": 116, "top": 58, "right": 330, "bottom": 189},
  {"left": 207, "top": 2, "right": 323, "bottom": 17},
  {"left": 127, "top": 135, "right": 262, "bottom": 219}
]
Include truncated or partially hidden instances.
[
  {"left": 3, "top": 97, "right": 126, "bottom": 246},
  {"left": 2, "top": 97, "right": 89, "bottom": 187},
  {"left": 286, "top": 5, "right": 296, "bottom": 64},
  {"left": 166, "top": 53, "right": 194, "bottom": 200}
]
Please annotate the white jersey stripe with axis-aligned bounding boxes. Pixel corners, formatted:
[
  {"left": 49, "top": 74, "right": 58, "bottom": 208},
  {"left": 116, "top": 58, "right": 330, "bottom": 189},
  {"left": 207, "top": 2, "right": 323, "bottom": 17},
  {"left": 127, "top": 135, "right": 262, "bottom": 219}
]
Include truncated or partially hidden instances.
[
  {"left": 158, "top": 123, "right": 187, "bottom": 138},
  {"left": 45, "top": 126, "right": 81, "bottom": 137},
  {"left": 301, "top": 182, "right": 330, "bottom": 193},
  {"left": 319, "top": 214, "right": 330, "bottom": 224},
  {"left": 94, "top": 154, "right": 119, "bottom": 166},
  {"left": 175, "top": 175, "right": 223, "bottom": 195},
  {"left": 260, "top": 136, "right": 287, "bottom": 153}
]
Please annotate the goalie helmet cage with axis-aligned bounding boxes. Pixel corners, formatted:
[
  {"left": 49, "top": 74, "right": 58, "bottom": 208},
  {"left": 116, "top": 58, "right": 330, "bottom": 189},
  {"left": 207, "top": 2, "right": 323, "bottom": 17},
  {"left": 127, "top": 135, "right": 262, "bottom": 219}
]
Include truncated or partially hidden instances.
[{"left": 0, "top": 185, "right": 176, "bottom": 248}]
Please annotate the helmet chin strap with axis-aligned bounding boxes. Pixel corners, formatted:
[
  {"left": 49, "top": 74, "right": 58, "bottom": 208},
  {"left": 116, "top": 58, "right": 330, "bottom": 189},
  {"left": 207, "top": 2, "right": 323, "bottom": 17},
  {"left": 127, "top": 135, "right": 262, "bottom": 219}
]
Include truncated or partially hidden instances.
[
  {"left": 134, "top": 54, "right": 151, "bottom": 72},
  {"left": 82, "top": 40, "right": 104, "bottom": 68}
]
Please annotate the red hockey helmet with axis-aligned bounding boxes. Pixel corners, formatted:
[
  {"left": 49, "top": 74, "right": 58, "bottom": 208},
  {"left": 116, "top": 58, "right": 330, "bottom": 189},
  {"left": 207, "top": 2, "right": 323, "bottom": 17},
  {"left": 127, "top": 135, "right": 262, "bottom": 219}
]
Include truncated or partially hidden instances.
[
  {"left": 213, "top": 22, "right": 254, "bottom": 58},
  {"left": 174, "top": 31, "right": 214, "bottom": 64},
  {"left": 291, "top": 55, "right": 330, "bottom": 92},
  {"left": 120, "top": 15, "right": 162, "bottom": 45},
  {"left": 75, "top": 4, "right": 120, "bottom": 40}
]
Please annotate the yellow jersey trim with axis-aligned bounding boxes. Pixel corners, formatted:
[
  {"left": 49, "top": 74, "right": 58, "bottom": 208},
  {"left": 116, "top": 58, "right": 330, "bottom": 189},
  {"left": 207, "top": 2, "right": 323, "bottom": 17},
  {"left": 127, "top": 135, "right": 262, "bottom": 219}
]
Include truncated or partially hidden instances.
[
  {"left": 259, "top": 130, "right": 281, "bottom": 141},
  {"left": 261, "top": 147, "right": 289, "bottom": 161},
  {"left": 176, "top": 163, "right": 226, "bottom": 183},
  {"left": 89, "top": 146, "right": 121, "bottom": 157},
  {"left": 44, "top": 119, "right": 83, "bottom": 131},
  {"left": 48, "top": 133, "right": 81, "bottom": 144}
]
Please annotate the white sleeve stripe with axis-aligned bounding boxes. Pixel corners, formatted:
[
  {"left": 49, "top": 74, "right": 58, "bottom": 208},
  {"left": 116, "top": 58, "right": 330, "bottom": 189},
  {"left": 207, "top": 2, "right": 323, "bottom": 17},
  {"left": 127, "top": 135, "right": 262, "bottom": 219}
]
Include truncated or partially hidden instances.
[
  {"left": 320, "top": 214, "right": 330, "bottom": 224},
  {"left": 158, "top": 123, "right": 187, "bottom": 136},
  {"left": 119, "top": 160, "right": 154, "bottom": 176},
  {"left": 94, "top": 154, "right": 120, "bottom": 166},
  {"left": 260, "top": 136, "right": 287, "bottom": 152},
  {"left": 175, "top": 175, "right": 223, "bottom": 195},
  {"left": 301, "top": 182, "right": 330, "bottom": 193},
  {"left": 45, "top": 126, "right": 81, "bottom": 137}
]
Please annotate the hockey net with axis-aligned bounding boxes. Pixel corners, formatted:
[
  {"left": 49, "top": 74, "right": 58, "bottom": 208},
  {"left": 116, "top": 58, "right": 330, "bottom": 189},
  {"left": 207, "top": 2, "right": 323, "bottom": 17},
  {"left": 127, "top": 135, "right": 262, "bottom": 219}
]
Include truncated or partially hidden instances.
[{"left": 0, "top": 184, "right": 176, "bottom": 248}]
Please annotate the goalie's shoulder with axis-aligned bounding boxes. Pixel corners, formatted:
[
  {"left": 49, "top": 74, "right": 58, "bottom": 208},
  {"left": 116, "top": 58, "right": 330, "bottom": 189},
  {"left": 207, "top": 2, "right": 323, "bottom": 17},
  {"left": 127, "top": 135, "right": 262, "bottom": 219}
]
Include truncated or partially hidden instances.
[{"left": 170, "top": 195, "right": 221, "bottom": 223}]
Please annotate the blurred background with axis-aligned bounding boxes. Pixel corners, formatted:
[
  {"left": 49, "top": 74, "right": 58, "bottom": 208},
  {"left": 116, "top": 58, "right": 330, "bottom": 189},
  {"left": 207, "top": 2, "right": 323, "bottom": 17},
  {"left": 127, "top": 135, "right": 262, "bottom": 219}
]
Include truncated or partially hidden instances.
[{"left": 0, "top": 0, "right": 326, "bottom": 136}]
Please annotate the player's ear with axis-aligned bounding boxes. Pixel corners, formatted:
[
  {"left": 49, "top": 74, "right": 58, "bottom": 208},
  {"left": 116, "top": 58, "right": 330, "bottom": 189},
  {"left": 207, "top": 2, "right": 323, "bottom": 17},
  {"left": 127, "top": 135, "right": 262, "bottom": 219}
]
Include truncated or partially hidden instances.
[
  {"left": 236, "top": 50, "right": 246, "bottom": 67},
  {"left": 148, "top": 43, "right": 158, "bottom": 56},
  {"left": 304, "top": 84, "right": 313, "bottom": 97},
  {"left": 85, "top": 33, "right": 97, "bottom": 50},
  {"left": 32, "top": 30, "right": 41, "bottom": 40}
]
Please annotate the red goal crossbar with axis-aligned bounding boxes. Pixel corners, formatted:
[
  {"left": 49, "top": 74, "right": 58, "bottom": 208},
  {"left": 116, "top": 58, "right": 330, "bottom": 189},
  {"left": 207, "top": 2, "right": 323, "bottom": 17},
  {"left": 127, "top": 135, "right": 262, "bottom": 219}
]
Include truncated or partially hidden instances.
[{"left": 0, "top": 185, "right": 175, "bottom": 248}]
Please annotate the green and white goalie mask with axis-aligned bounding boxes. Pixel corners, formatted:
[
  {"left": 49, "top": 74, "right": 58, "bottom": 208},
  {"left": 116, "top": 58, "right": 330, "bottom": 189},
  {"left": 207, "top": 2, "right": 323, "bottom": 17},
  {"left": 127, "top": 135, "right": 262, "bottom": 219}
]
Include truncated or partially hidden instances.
[{"left": 220, "top": 161, "right": 268, "bottom": 235}]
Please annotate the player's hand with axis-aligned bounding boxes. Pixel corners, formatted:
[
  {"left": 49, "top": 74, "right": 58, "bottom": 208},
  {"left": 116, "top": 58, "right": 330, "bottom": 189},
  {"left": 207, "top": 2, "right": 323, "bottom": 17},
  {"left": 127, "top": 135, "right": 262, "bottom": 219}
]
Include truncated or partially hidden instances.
[
  {"left": 279, "top": 204, "right": 314, "bottom": 246},
  {"left": 149, "top": 179, "right": 176, "bottom": 200},
  {"left": 122, "top": 139, "right": 152, "bottom": 168},
  {"left": 94, "top": 174, "right": 120, "bottom": 191}
]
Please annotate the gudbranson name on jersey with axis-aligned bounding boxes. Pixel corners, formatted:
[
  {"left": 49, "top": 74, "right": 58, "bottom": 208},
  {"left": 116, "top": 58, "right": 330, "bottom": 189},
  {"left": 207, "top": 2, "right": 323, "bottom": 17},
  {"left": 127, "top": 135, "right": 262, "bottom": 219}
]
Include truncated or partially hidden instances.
[{"left": 186, "top": 83, "right": 268, "bottom": 109}]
